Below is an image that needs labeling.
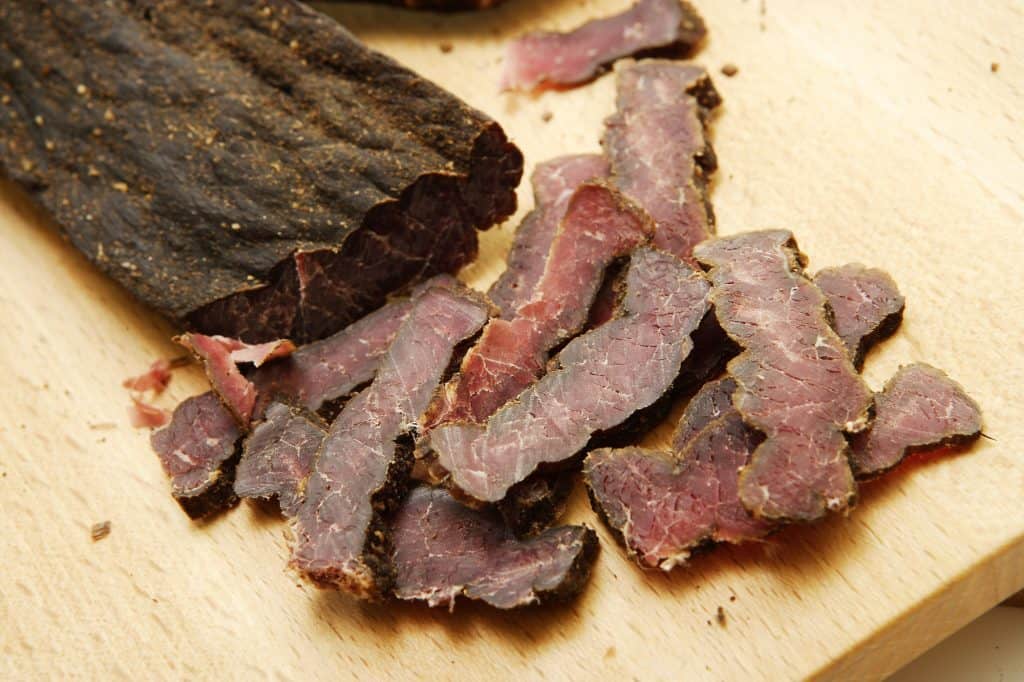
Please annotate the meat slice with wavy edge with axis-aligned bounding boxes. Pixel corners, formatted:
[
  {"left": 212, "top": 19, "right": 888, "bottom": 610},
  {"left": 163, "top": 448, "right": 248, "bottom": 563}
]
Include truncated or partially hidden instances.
[
  {"left": 424, "top": 183, "right": 653, "bottom": 428},
  {"left": 850, "top": 364, "right": 982, "bottom": 478},
  {"left": 289, "top": 283, "right": 489, "bottom": 598},
  {"left": 814, "top": 264, "right": 905, "bottom": 369},
  {"left": 603, "top": 60, "right": 721, "bottom": 262},
  {"left": 489, "top": 155, "right": 610, "bottom": 318},
  {"left": 150, "top": 392, "right": 242, "bottom": 519},
  {"left": 391, "top": 486, "right": 598, "bottom": 609},
  {"left": 233, "top": 402, "right": 326, "bottom": 517},
  {"left": 499, "top": 0, "right": 706, "bottom": 92},
  {"left": 0, "top": 0, "right": 520, "bottom": 344},
  {"left": 429, "top": 247, "right": 710, "bottom": 504},
  {"left": 694, "top": 231, "right": 874, "bottom": 522}
]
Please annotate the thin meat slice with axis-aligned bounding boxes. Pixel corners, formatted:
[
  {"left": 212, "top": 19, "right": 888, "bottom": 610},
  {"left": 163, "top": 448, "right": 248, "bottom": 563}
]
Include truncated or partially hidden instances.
[
  {"left": 289, "top": 283, "right": 489, "bottom": 598},
  {"left": 603, "top": 60, "right": 720, "bottom": 262},
  {"left": 429, "top": 247, "right": 710, "bottom": 504},
  {"left": 815, "top": 265, "right": 905, "bottom": 369},
  {"left": 150, "top": 392, "right": 242, "bottom": 519},
  {"left": 850, "top": 364, "right": 982, "bottom": 478},
  {"left": 424, "top": 183, "right": 653, "bottom": 427},
  {"left": 489, "top": 155, "right": 610, "bottom": 318},
  {"left": 123, "top": 359, "right": 175, "bottom": 394},
  {"left": 694, "top": 231, "right": 874, "bottom": 522},
  {"left": 128, "top": 398, "right": 171, "bottom": 429},
  {"left": 500, "top": 0, "right": 706, "bottom": 92},
  {"left": 233, "top": 402, "right": 326, "bottom": 516},
  {"left": 391, "top": 486, "right": 598, "bottom": 609}
]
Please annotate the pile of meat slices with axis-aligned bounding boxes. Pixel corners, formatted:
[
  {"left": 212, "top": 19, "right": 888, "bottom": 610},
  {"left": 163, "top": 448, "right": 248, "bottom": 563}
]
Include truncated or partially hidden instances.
[{"left": 145, "top": 3, "right": 981, "bottom": 610}]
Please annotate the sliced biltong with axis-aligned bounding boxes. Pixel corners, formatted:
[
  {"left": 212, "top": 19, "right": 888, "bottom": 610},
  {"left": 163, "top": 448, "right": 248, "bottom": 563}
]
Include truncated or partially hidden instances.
[
  {"left": 289, "top": 282, "right": 489, "bottom": 598},
  {"left": 150, "top": 392, "right": 242, "bottom": 519},
  {"left": 429, "top": 247, "right": 710, "bottom": 504},
  {"left": 391, "top": 486, "right": 598, "bottom": 609},
  {"left": 694, "top": 231, "right": 873, "bottom": 522},
  {"left": 488, "top": 154, "right": 610, "bottom": 318},
  {"left": 500, "top": 0, "right": 706, "bottom": 92},
  {"left": 850, "top": 364, "right": 982, "bottom": 478},
  {"left": 815, "top": 264, "right": 905, "bottom": 369},
  {"left": 233, "top": 402, "right": 326, "bottom": 517},
  {"left": 0, "top": 0, "right": 521, "bottom": 343},
  {"left": 603, "top": 60, "right": 720, "bottom": 262},
  {"left": 424, "top": 182, "right": 653, "bottom": 427}
]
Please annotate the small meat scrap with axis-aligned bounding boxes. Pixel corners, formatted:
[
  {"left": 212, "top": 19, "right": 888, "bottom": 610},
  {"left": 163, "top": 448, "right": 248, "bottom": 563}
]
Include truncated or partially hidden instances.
[
  {"left": 151, "top": 392, "right": 242, "bottom": 519},
  {"left": 850, "top": 364, "right": 982, "bottom": 478},
  {"left": 290, "top": 283, "right": 489, "bottom": 598},
  {"left": 425, "top": 183, "right": 653, "bottom": 427},
  {"left": 695, "top": 231, "right": 873, "bottom": 522},
  {"left": 429, "top": 247, "right": 710, "bottom": 503},
  {"left": 122, "top": 359, "right": 174, "bottom": 394},
  {"left": 500, "top": 0, "right": 706, "bottom": 92},
  {"left": 488, "top": 155, "right": 610, "bottom": 318},
  {"left": 814, "top": 264, "right": 904, "bottom": 369},
  {"left": 234, "top": 402, "right": 326, "bottom": 516},
  {"left": 128, "top": 398, "right": 171, "bottom": 429},
  {"left": 1, "top": 0, "right": 521, "bottom": 344},
  {"left": 603, "top": 61, "right": 720, "bottom": 262},
  {"left": 391, "top": 486, "right": 598, "bottom": 609},
  {"left": 90, "top": 521, "right": 112, "bottom": 542}
]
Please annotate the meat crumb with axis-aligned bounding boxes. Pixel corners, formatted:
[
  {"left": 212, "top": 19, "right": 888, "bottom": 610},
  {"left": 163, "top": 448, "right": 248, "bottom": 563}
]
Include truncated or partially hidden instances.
[
  {"left": 721, "top": 63, "right": 739, "bottom": 77},
  {"left": 541, "top": 111, "right": 553, "bottom": 123},
  {"left": 439, "top": 42, "right": 453, "bottom": 54},
  {"left": 991, "top": 62, "right": 1000, "bottom": 73},
  {"left": 604, "top": 646, "right": 616, "bottom": 659},
  {"left": 91, "top": 521, "right": 112, "bottom": 542},
  {"left": 716, "top": 606, "right": 727, "bottom": 626}
]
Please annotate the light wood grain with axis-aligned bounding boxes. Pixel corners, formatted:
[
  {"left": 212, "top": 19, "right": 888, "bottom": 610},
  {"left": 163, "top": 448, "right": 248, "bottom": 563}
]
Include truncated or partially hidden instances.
[{"left": 2, "top": 1, "right": 1022, "bottom": 680}]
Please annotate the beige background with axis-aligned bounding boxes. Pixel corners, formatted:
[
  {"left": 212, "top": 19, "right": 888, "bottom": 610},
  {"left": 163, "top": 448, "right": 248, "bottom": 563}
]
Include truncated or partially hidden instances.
[{"left": 2, "top": 0, "right": 1023, "bottom": 679}]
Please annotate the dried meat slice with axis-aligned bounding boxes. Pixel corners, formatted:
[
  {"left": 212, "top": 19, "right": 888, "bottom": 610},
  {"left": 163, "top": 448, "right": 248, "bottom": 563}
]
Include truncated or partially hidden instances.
[
  {"left": 425, "top": 183, "right": 653, "bottom": 427},
  {"left": 0, "top": 0, "right": 521, "bottom": 344},
  {"left": 489, "top": 155, "right": 610, "bottom": 318},
  {"left": 694, "top": 231, "right": 874, "bottom": 522},
  {"left": 429, "top": 247, "right": 710, "bottom": 504},
  {"left": 815, "top": 264, "right": 905, "bottom": 369},
  {"left": 499, "top": 0, "right": 706, "bottom": 92},
  {"left": 289, "top": 283, "right": 489, "bottom": 598},
  {"left": 391, "top": 486, "right": 598, "bottom": 609},
  {"left": 150, "top": 392, "right": 242, "bottom": 519},
  {"left": 850, "top": 364, "right": 982, "bottom": 478},
  {"left": 233, "top": 402, "right": 326, "bottom": 516},
  {"left": 603, "top": 60, "right": 720, "bottom": 262}
]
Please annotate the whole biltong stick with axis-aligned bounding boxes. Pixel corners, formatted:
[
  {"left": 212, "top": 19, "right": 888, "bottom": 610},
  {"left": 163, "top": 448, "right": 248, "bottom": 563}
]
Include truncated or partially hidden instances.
[{"left": 0, "top": 0, "right": 521, "bottom": 343}]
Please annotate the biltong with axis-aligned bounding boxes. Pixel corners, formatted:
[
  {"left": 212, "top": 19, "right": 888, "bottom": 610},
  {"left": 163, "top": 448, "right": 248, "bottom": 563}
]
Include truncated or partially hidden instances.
[
  {"left": 815, "top": 264, "right": 905, "bottom": 369},
  {"left": 0, "top": 0, "right": 521, "bottom": 343}
]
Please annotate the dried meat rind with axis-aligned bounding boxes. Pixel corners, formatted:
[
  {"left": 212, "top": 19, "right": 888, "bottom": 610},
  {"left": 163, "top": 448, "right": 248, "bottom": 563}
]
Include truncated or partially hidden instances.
[
  {"left": 497, "top": 471, "right": 578, "bottom": 538},
  {"left": 425, "top": 182, "right": 653, "bottom": 427},
  {"left": 0, "top": 0, "right": 521, "bottom": 343},
  {"left": 500, "top": 0, "right": 706, "bottom": 92},
  {"left": 233, "top": 402, "right": 326, "bottom": 517},
  {"left": 815, "top": 264, "right": 905, "bottom": 369},
  {"left": 150, "top": 392, "right": 242, "bottom": 519},
  {"left": 488, "top": 155, "right": 610, "bottom": 318},
  {"left": 429, "top": 247, "right": 710, "bottom": 503},
  {"left": 391, "top": 486, "right": 598, "bottom": 609},
  {"left": 603, "top": 60, "right": 720, "bottom": 262},
  {"left": 289, "top": 282, "right": 489, "bottom": 598},
  {"left": 694, "top": 231, "right": 873, "bottom": 522},
  {"left": 850, "top": 364, "right": 982, "bottom": 478}
]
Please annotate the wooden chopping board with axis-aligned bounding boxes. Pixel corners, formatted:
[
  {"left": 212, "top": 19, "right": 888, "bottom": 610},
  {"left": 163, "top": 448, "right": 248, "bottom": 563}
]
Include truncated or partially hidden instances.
[{"left": 2, "top": 1, "right": 1022, "bottom": 679}]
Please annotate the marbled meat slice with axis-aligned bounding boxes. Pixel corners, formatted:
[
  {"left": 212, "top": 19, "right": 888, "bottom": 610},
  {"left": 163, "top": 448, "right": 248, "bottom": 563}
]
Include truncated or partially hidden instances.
[
  {"left": 150, "top": 392, "right": 242, "bottom": 519},
  {"left": 429, "top": 247, "right": 710, "bottom": 504},
  {"left": 489, "top": 154, "right": 610, "bottom": 318},
  {"left": 289, "top": 283, "right": 489, "bottom": 598},
  {"left": 0, "top": 0, "right": 521, "bottom": 344},
  {"left": 233, "top": 402, "right": 326, "bottom": 516},
  {"left": 603, "top": 60, "right": 720, "bottom": 262},
  {"left": 695, "top": 231, "right": 874, "bottom": 522},
  {"left": 850, "top": 364, "right": 982, "bottom": 478},
  {"left": 424, "top": 183, "right": 653, "bottom": 428},
  {"left": 391, "top": 486, "right": 598, "bottom": 609},
  {"left": 499, "top": 0, "right": 706, "bottom": 92},
  {"left": 815, "top": 264, "right": 905, "bottom": 369}
]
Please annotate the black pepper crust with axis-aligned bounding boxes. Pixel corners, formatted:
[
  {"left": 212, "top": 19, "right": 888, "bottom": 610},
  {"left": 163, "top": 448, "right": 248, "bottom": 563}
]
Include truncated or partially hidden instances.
[{"left": 0, "top": 0, "right": 521, "bottom": 343}]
